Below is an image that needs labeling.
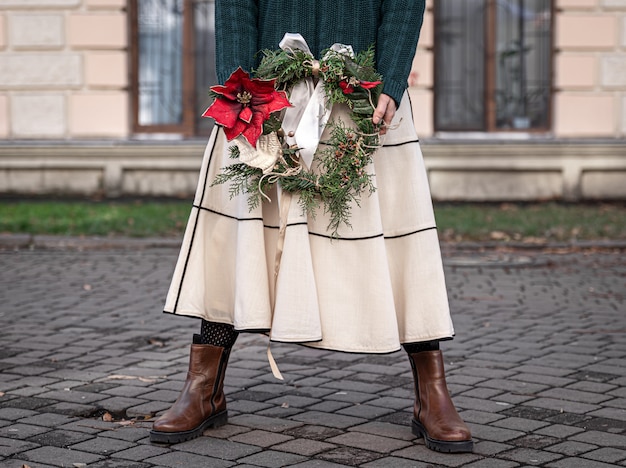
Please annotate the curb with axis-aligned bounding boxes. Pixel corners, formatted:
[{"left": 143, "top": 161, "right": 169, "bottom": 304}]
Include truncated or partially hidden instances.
[
  {"left": 1, "top": 234, "right": 626, "bottom": 252},
  {"left": 0, "top": 234, "right": 182, "bottom": 251}
]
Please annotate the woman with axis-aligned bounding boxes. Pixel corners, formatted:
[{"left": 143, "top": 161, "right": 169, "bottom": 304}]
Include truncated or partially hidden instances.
[{"left": 150, "top": 0, "right": 473, "bottom": 453}]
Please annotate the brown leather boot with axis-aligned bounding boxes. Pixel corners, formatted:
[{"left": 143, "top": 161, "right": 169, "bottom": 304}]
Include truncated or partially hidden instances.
[
  {"left": 408, "top": 349, "right": 473, "bottom": 453},
  {"left": 150, "top": 343, "right": 231, "bottom": 444}
]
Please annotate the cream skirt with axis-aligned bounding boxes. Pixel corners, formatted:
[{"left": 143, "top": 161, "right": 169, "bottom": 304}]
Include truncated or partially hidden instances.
[{"left": 164, "top": 93, "right": 454, "bottom": 353}]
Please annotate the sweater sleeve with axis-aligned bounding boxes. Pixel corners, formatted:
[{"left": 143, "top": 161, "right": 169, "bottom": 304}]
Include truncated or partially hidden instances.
[
  {"left": 376, "top": 0, "right": 425, "bottom": 106},
  {"left": 215, "top": 0, "right": 259, "bottom": 84}
]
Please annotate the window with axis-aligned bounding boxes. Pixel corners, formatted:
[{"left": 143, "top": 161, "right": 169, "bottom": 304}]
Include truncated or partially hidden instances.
[
  {"left": 130, "top": 0, "right": 216, "bottom": 137},
  {"left": 434, "top": 0, "right": 553, "bottom": 132}
]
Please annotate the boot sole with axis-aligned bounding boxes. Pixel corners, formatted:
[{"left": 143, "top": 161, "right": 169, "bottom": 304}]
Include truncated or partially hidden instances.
[
  {"left": 412, "top": 418, "right": 473, "bottom": 453},
  {"left": 150, "top": 410, "right": 228, "bottom": 444}
]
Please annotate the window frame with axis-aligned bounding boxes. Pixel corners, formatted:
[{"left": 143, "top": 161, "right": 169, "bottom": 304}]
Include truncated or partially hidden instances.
[
  {"left": 129, "top": 0, "right": 197, "bottom": 137},
  {"left": 433, "top": 0, "right": 555, "bottom": 134}
]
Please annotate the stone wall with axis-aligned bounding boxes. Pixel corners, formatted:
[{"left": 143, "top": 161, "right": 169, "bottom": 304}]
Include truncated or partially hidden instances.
[{"left": 0, "top": 0, "right": 128, "bottom": 139}]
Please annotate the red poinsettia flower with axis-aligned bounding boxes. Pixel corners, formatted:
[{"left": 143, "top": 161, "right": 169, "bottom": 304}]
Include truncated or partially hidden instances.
[
  {"left": 339, "top": 77, "right": 382, "bottom": 95},
  {"left": 203, "top": 67, "right": 291, "bottom": 147}
]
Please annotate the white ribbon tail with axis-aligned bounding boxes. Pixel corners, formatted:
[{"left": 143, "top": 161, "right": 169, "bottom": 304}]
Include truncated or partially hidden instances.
[{"left": 267, "top": 345, "right": 284, "bottom": 380}]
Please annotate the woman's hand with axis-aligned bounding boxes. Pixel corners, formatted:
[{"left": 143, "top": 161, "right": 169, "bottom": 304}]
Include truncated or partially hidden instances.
[{"left": 372, "top": 93, "right": 396, "bottom": 135}]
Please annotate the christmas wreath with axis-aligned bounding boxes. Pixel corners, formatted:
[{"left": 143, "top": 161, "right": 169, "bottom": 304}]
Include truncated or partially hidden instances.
[{"left": 203, "top": 39, "right": 384, "bottom": 237}]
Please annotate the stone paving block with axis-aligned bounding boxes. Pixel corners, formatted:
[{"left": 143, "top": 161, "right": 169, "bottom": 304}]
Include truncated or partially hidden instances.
[
  {"left": 237, "top": 449, "right": 308, "bottom": 467},
  {"left": 230, "top": 429, "right": 293, "bottom": 447},
  {"left": 547, "top": 457, "right": 624, "bottom": 468},
  {"left": 336, "top": 404, "right": 395, "bottom": 420},
  {"left": 283, "top": 424, "right": 345, "bottom": 441},
  {"left": 230, "top": 414, "right": 304, "bottom": 432},
  {"left": 201, "top": 424, "right": 250, "bottom": 439},
  {"left": 323, "top": 379, "right": 389, "bottom": 394},
  {"left": 89, "top": 460, "right": 153, "bottom": 468},
  {"left": 26, "top": 430, "right": 96, "bottom": 451},
  {"left": 0, "top": 459, "right": 58, "bottom": 468},
  {"left": 290, "top": 411, "right": 367, "bottom": 429},
  {"left": 501, "top": 447, "right": 564, "bottom": 464},
  {"left": 511, "top": 365, "right": 576, "bottom": 378},
  {"left": 571, "top": 430, "right": 626, "bottom": 448},
  {"left": 472, "top": 440, "right": 515, "bottom": 456},
  {"left": 361, "top": 456, "right": 434, "bottom": 467},
  {"left": 491, "top": 417, "right": 550, "bottom": 432},
  {"left": 521, "top": 397, "right": 600, "bottom": 414},
  {"left": 535, "top": 423, "right": 585, "bottom": 438},
  {"left": 324, "top": 390, "right": 378, "bottom": 405},
  {"left": 57, "top": 418, "right": 116, "bottom": 434},
  {"left": 392, "top": 444, "right": 481, "bottom": 467},
  {"left": 469, "top": 423, "right": 525, "bottom": 442},
  {"left": 111, "top": 443, "right": 170, "bottom": 461},
  {"left": 545, "top": 440, "right": 598, "bottom": 456},
  {"left": 9, "top": 387, "right": 50, "bottom": 397},
  {"left": 538, "top": 388, "right": 614, "bottom": 404},
  {"left": 273, "top": 438, "right": 337, "bottom": 456},
  {"left": 364, "top": 396, "right": 412, "bottom": 411},
  {"left": 461, "top": 387, "right": 505, "bottom": 400},
  {"left": 567, "top": 380, "right": 618, "bottom": 394},
  {"left": 348, "top": 421, "right": 415, "bottom": 442},
  {"left": 453, "top": 395, "right": 513, "bottom": 413},
  {"left": 459, "top": 410, "right": 506, "bottom": 425},
  {"left": 145, "top": 451, "right": 235, "bottom": 467},
  {"left": 257, "top": 405, "right": 305, "bottom": 418},
  {"left": 305, "top": 400, "right": 352, "bottom": 413},
  {"left": 43, "top": 401, "right": 97, "bottom": 417},
  {"left": 0, "top": 436, "right": 39, "bottom": 457},
  {"left": 95, "top": 396, "right": 151, "bottom": 414},
  {"left": 69, "top": 435, "right": 135, "bottom": 455},
  {"left": 172, "top": 435, "right": 261, "bottom": 459},
  {"left": 318, "top": 446, "right": 383, "bottom": 466},
  {"left": 0, "top": 408, "right": 39, "bottom": 421},
  {"left": 511, "top": 373, "right": 575, "bottom": 388},
  {"left": 20, "top": 445, "right": 103, "bottom": 465},
  {"left": 495, "top": 393, "right": 536, "bottom": 406},
  {"left": 126, "top": 401, "right": 171, "bottom": 417},
  {"left": 267, "top": 394, "right": 321, "bottom": 408},
  {"left": 604, "top": 398, "right": 626, "bottom": 409},
  {"left": 582, "top": 447, "right": 626, "bottom": 463},
  {"left": 586, "top": 407, "right": 626, "bottom": 422},
  {"left": 0, "top": 397, "right": 56, "bottom": 412},
  {"left": 0, "top": 423, "right": 49, "bottom": 439},
  {"left": 100, "top": 426, "right": 151, "bottom": 442},
  {"left": 290, "top": 460, "right": 353, "bottom": 468},
  {"left": 327, "top": 431, "right": 413, "bottom": 454},
  {"left": 132, "top": 389, "right": 179, "bottom": 403}
]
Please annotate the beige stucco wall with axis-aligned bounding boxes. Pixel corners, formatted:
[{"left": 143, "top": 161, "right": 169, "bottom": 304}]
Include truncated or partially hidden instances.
[
  {"left": 552, "top": 0, "right": 626, "bottom": 138},
  {"left": 0, "top": 0, "right": 128, "bottom": 140}
]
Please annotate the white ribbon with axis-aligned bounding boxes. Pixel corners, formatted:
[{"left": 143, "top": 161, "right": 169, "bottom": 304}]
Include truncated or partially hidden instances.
[
  {"left": 278, "top": 33, "right": 354, "bottom": 170},
  {"left": 265, "top": 34, "right": 356, "bottom": 381}
]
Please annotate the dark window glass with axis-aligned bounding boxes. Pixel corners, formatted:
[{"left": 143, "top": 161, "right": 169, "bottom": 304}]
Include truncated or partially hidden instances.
[{"left": 435, "top": 0, "right": 552, "bottom": 132}]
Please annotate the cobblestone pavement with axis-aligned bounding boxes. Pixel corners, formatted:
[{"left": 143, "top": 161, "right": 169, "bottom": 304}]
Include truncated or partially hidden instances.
[{"left": 0, "top": 243, "right": 625, "bottom": 467}]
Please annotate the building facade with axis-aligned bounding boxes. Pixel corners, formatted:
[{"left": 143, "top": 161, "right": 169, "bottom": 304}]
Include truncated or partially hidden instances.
[{"left": 0, "top": 0, "right": 624, "bottom": 199}]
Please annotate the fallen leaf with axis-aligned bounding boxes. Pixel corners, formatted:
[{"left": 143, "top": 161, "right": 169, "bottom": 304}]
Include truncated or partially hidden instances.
[
  {"left": 0, "top": 392, "right": 5, "bottom": 397},
  {"left": 281, "top": 402, "right": 290, "bottom": 408},
  {"left": 117, "top": 420, "right": 135, "bottom": 426},
  {"left": 102, "top": 412, "right": 113, "bottom": 422},
  {"left": 83, "top": 284, "right": 92, "bottom": 291},
  {"left": 148, "top": 338, "right": 165, "bottom": 347},
  {"left": 21, "top": 465, "right": 32, "bottom": 468}
]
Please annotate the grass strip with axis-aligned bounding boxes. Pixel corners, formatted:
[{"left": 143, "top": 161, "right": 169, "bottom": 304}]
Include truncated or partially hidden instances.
[{"left": 0, "top": 200, "right": 624, "bottom": 242}]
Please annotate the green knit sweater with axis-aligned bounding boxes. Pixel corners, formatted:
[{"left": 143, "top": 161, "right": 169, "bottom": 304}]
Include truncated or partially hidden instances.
[{"left": 215, "top": 0, "right": 426, "bottom": 106}]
